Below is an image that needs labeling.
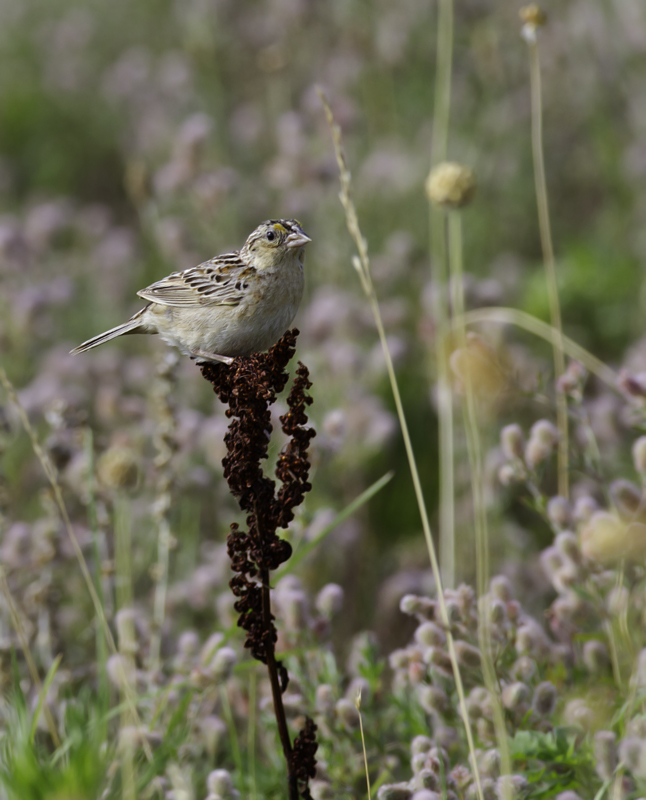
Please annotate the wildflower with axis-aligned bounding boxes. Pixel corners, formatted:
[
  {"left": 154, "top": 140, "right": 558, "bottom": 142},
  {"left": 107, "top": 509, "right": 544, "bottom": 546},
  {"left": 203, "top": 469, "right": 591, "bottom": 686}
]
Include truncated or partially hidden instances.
[
  {"left": 415, "top": 622, "right": 446, "bottom": 648},
  {"left": 449, "top": 334, "right": 505, "bottom": 397},
  {"left": 633, "top": 436, "right": 646, "bottom": 476},
  {"left": 532, "top": 681, "right": 557, "bottom": 716},
  {"left": 377, "top": 784, "right": 413, "bottom": 800},
  {"left": 520, "top": 4, "right": 546, "bottom": 43},
  {"left": 594, "top": 731, "right": 617, "bottom": 782},
  {"left": 580, "top": 511, "right": 646, "bottom": 564},
  {"left": 418, "top": 685, "right": 449, "bottom": 715},
  {"left": 500, "top": 424, "right": 525, "bottom": 460},
  {"left": 425, "top": 162, "right": 476, "bottom": 209},
  {"left": 582, "top": 640, "right": 610, "bottom": 674},
  {"left": 97, "top": 443, "right": 138, "bottom": 489},
  {"left": 315, "top": 583, "right": 344, "bottom": 619},
  {"left": 547, "top": 496, "right": 572, "bottom": 530},
  {"left": 206, "top": 769, "right": 240, "bottom": 800},
  {"left": 335, "top": 698, "right": 359, "bottom": 728},
  {"left": 411, "top": 735, "right": 433, "bottom": 756},
  {"left": 490, "top": 575, "right": 513, "bottom": 601},
  {"left": 454, "top": 641, "right": 481, "bottom": 669}
]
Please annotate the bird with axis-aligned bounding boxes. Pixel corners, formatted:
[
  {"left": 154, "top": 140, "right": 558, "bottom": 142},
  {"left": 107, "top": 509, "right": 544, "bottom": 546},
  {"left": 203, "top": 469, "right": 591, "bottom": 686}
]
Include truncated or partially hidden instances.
[{"left": 70, "top": 219, "right": 311, "bottom": 365}]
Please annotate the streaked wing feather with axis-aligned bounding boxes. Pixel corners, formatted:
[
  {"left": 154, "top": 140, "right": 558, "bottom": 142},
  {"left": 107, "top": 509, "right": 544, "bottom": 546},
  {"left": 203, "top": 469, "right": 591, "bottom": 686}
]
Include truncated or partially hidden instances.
[{"left": 136, "top": 255, "right": 256, "bottom": 308}]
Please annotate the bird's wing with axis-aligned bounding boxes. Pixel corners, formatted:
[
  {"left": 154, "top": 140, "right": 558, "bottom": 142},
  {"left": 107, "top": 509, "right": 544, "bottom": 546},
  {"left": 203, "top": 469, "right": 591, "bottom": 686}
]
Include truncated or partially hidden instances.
[{"left": 137, "top": 255, "right": 257, "bottom": 308}]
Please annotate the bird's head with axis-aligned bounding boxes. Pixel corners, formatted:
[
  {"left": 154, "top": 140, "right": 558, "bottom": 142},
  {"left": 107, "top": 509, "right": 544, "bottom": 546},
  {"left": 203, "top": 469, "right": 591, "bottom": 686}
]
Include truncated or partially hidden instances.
[{"left": 242, "top": 219, "right": 311, "bottom": 268}]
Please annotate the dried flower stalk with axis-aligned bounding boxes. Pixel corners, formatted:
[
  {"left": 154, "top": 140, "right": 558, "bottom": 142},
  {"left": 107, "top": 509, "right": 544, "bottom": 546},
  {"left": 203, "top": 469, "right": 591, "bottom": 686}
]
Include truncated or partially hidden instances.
[{"left": 200, "top": 328, "right": 317, "bottom": 800}]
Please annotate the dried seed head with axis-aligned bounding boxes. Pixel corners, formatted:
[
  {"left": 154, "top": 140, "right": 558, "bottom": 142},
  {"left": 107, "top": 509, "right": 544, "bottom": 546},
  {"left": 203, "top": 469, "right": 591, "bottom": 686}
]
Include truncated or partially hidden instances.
[
  {"left": 426, "top": 162, "right": 476, "bottom": 209},
  {"left": 519, "top": 4, "right": 547, "bottom": 27},
  {"left": 520, "top": 4, "right": 546, "bottom": 43}
]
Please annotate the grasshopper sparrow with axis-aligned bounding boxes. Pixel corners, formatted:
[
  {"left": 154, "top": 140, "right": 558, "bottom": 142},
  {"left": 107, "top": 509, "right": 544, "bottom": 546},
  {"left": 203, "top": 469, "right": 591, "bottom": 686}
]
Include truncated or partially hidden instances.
[{"left": 71, "top": 219, "right": 311, "bottom": 365}]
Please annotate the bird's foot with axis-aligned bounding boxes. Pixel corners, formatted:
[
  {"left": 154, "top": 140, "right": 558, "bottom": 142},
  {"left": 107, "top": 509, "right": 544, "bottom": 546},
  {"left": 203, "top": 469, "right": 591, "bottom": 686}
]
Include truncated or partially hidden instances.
[{"left": 190, "top": 348, "right": 234, "bottom": 365}]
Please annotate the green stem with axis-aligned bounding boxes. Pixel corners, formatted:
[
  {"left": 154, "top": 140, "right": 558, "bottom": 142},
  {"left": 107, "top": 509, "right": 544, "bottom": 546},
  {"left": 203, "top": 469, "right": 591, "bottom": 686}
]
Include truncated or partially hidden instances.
[
  {"left": 528, "top": 38, "right": 569, "bottom": 498},
  {"left": 448, "top": 213, "right": 512, "bottom": 795},
  {"left": 430, "top": 0, "right": 456, "bottom": 589}
]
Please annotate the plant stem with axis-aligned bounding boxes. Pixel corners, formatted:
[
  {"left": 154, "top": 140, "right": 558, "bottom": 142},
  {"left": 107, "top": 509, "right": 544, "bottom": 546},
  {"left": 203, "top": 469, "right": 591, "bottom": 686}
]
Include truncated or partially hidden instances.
[
  {"left": 448, "top": 212, "right": 512, "bottom": 795},
  {"left": 261, "top": 567, "right": 297, "bottom": 800},
  {"left": 528, "top": 37, "right": 569, "bottom": 498},
  {"left": 320, "top": 92, "right": 485, "bottom": 800},
  {"left": 431, "top": 0, "right": 456, "bottom": 589}
]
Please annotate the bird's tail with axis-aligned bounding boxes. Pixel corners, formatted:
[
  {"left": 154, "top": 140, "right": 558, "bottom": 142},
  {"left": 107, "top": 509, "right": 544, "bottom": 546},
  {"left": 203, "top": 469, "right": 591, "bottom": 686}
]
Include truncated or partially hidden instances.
[{"left": 70, "top": 317, "right": 145, "bottom": 355}]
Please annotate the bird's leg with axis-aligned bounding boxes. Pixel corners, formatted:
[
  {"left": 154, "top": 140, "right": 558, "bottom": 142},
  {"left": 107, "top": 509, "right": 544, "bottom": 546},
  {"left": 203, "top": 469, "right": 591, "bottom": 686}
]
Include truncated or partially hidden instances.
[{"left": 190, "top": 348, "right": 234, "bottom": 365}]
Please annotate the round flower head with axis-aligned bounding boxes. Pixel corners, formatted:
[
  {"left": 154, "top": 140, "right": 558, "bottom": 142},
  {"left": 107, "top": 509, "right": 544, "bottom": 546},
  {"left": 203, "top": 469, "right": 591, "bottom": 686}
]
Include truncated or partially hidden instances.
[
  {"left": 426, "top": 162, "right": 476, "bottom": 209},
  {"left": 520, "top": 4, "right": 546, "bottom": 43}
]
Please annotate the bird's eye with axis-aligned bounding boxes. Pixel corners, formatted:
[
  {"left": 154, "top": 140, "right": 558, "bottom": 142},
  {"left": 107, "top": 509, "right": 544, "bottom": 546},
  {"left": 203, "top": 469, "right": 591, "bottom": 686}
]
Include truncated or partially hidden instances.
[{"left": 266, "top": 230, "right": 276, "bottom": 242}]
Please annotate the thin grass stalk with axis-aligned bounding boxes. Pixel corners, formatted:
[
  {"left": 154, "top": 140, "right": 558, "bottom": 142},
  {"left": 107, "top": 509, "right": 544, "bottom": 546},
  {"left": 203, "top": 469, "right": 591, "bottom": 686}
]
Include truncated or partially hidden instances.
[
  {"left": 430, "top": 0, "right": 456, "bottom": 589},
  {"left": 0, "top": 566, "right": 61, "bottom": 747},
  {"left": 149, "top": 353, "right": 179, "bottom": 673},
  {"left": 355, "top": 691, "right": 372, "bottom": 800},
  {"left": 527, "top": 36, "right": 569, "bottom": 498},
  {"left": 431, "top": 0, "right": 454, "bottom": 165},
  {"left": 448, "top": 212, "right": 512, "bottom": 794},
  {"left": 432, "top": 217, "right": 456, "bottom": 589},
  {"left": 84, "top": 430, "right": 110, "bottom": 714},
  {"left": 320, "top": 90, "right": 485, "bottom": 800},
  {"left": 456, "top": 307, "right": 618, "bottom": 388},
  {"left": 0, "top": 367, "right": 154, "bottom": 762}
]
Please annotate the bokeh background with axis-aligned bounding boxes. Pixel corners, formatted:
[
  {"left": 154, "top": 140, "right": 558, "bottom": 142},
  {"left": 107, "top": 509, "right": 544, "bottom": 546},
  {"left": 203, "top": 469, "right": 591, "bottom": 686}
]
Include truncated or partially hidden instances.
[{"left": 2, "top": 0, "right": 646, "bottom": 796}]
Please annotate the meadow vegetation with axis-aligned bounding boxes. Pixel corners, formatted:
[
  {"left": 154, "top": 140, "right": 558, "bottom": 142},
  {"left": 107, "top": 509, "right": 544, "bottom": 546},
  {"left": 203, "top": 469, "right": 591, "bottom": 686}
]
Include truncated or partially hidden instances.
[{"left": 1, "top": 0, "right": 646, "bottom": 798}]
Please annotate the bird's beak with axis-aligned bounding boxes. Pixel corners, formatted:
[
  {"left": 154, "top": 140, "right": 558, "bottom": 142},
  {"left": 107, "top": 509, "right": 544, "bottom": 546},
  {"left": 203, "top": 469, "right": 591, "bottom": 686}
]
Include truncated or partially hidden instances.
[{"left": 285, "top": 229, "right": 312, "bottom": 248}]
